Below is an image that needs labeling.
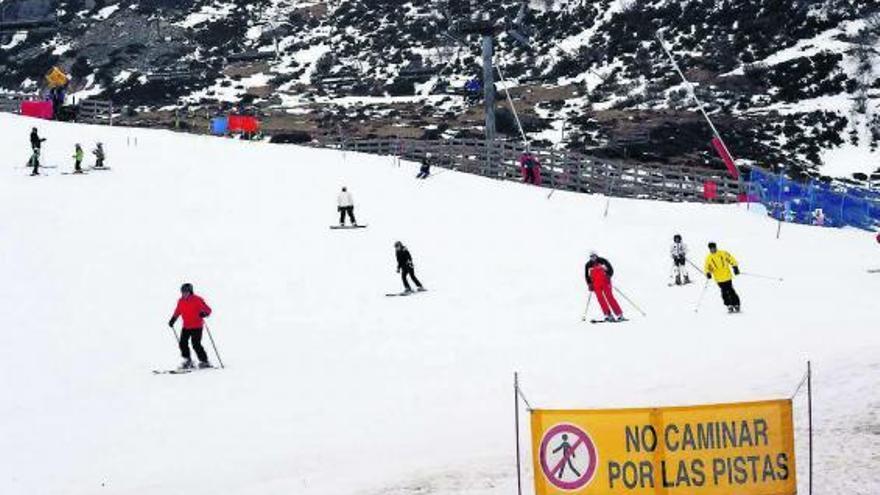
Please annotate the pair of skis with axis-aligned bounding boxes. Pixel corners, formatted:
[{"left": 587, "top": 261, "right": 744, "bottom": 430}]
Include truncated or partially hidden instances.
[{"left": 385, "top": 288, "right": 428, "bottom": 297}]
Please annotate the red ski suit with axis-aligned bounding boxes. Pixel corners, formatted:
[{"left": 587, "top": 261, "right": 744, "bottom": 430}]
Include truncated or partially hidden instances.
[
  {"left": 588, "top": 265, "right": 622, "bottom": 317},
  {"left": 171, "top": 295, "right": 212, "bottom": 329}
]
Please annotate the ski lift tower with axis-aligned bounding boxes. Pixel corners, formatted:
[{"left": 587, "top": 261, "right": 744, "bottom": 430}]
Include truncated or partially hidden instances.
[{"left": 448, "top": 0, "right": 530, "bottom": 143}]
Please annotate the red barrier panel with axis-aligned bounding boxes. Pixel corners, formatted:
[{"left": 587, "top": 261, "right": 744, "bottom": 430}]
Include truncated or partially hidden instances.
[
  {"left": 703, "top": 181, "right": 718, "bottom": 200},
  {"left": 711, "top": 136, "right": 739, "bottom": 180},
  {"left": 20, "top": 100, "right": 54, "bottom": 119},
  {"left": 228, "top": 115, "right": 260, "bottom": 133}
]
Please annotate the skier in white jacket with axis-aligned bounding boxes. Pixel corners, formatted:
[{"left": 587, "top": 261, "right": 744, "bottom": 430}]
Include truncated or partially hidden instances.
[
  {"left": 337, "top": 187, "right": 357, "bottom": 226},
  {"left": 670, "top": 234, "right": 690, "bottom": 285}
]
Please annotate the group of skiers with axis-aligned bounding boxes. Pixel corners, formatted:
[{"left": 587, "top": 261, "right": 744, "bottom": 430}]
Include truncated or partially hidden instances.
[
  {"left": 583, "top": 235, "right": 741, "bottom": 322},
  {"left": 28, "top": 127, "right": 106, "bottom": 176}
]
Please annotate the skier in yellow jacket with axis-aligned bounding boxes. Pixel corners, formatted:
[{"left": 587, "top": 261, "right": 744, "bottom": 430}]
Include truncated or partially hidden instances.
[{"left": 704, "top": 242, "right": 741, "bottom": 313}]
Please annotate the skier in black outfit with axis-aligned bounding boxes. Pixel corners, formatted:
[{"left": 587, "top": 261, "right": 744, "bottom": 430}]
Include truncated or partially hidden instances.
[
  {"left": 29, "top": 128, "right": 45, "bottom": 176},
  {"left": 395, "top": 241, "right": 424, "bottom": 293},
  {"left": 416, "top": 158, "right": 431, "bottom": 179}
]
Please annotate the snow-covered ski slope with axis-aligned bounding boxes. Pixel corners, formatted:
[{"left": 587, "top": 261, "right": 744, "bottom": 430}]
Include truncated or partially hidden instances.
[{"left": 0, "top": 114, "right": 877, "bottom": 495}]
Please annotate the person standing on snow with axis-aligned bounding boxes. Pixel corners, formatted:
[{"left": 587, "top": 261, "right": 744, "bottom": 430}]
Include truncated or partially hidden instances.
[
  {"left": 168, "top": 283, "right": 213, "bottom": 369},
  {"left": 585, "top": 251, "right": 624, "bottom": 322},
  {"left": 670, "top": 234, "right": 690, "bottom": 285},
  {"left": 337, "top": 186, "right": 357, "bottom": 226},
  {"left": 395, "top": 241, "right": 425, "bottom": 293},
  {"left": 72, "top": 144, "right": 84, "bottom": 174},
  {"left": 92, "top": 143, "right": 105, "bottom": 168},
  {"left": 704, "top": 242, "right": 741, "bottom": 313},
  {"left": 29, "top": 128, "right": 45, "bottom": 176},
  {"left": 519, "top": 151, "right": 541, "bottom": 185}
]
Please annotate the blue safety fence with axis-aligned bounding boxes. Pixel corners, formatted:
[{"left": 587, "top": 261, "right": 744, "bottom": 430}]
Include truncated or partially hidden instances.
[
  {"left": 210, "top": 116, "right": 228, "bottom": 135},
  {"left": 747, "top": 169, "right": 880, "bottom": 230}
]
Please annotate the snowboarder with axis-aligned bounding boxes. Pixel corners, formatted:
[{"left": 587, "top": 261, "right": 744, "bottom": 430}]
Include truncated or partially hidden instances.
[
  {"left": 585, "top": 251, "right": 624, "bottom": 322},
  {"left": 93, "top": 142, "right": 105, "bottom": 168},
  {"left": 168, "top": 283, "right": 213, "bottom": 369},
  {"left": 670, "top": 234, "right": 690, "bottom": 285},
  {"left": 704, "top": 242, "right": 741, "bottom": 313},
  {"left": 519, "top": 152, "right": 541, "bottom": 185},
  {"left": 395, "top": 241, "right": 424, "bottom": 293},
  {"left": 416, "top": 155, "right": 431, "bottom": 179},
  {"left": 72, "top": 144, "right": 84, "bottom": 174},
  {"left": 337, "top": 186, "right": 357, "bottom": 226}
]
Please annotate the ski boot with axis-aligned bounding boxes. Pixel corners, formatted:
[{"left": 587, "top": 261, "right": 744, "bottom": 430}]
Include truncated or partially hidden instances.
[
  {"left": 604, "top": 315, "right": 616, "bottom": 322},
  {"left": 733, "top": 305, "right": 741, "bottom": 313},
  {"left": 416, "top": 286, "right": 426, "bottom": 292},
  {"left": 403, "top": 288, "right": 414, "bottom": 294},
  {"left": 616, "top": 314, "right": 627, "bottom": 322},
  {"left": 674, "top": 275, "right": 681, "bottom": 286},
  {"left": 727, "top": 306, "right": 735, "bottom": 313},
  {"left": 198, "top": 361, "right": 213, "bottom": 369},
  {"left": 683, "top": 274, "right": 690, "bottom": 284},
  {"left": 179, "top": 359, "right": 194, "bottom": 370}
]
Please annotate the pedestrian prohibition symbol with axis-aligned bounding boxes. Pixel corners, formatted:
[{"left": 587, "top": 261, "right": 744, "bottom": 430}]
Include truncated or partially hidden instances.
[{"left": 539, "top": 423, "right": 598, "bottom": 491}]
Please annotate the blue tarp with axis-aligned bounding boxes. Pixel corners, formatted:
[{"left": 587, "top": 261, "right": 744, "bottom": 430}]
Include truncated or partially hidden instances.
[
  {"left": 747, "top": 169, "right": 880, "bottom": 230},
  {"left": 211, "top": 117, "right": 228, "bottom": 135}
]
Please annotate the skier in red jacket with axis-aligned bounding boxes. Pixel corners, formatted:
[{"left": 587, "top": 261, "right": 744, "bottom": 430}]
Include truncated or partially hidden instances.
[
  {"left": 168, "top": 283, "right": 212, "bottom": 369},
  {"left": 585, "top": 252, "right": 625, "bottom": 322}
]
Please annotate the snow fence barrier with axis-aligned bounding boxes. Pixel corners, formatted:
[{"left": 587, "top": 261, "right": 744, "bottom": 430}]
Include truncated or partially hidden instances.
[{"left": 747, "top": 168, "right": 880, "bottom": 230}]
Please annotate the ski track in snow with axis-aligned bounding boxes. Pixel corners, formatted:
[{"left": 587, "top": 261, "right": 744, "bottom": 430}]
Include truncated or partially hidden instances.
[{"left": 0, "top": 114, "right": 878, "bottom": 494}]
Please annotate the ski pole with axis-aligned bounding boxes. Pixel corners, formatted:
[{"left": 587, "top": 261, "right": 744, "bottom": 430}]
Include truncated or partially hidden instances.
[
  {"left": 204, "top": 323, "right": 225, "bottom": 369},
  {"left": 613, "top": 286, "right": 647, "bottom": 316},
  {"left": 581, "top": 292, "right": 593, "bottom": 321},
  {"left": 685, "top": 257, "right": 704, "bottom": 274},
  {"left": 169, "top": 325, "right": 179, "bottom": 346},
  {"left": 740, "top": 272, "right": 784, "bottom": 282},
  {"left": 694, "top": 279, "right": 710, "bottom": 313}
]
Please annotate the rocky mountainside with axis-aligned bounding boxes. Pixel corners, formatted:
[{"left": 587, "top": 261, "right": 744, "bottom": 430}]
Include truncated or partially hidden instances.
[{"left": 1, "top": 0, "right": 879, "bottom": 180}]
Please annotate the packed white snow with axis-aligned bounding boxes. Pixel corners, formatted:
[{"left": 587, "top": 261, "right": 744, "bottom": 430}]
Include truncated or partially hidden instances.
[{"left": 0, "top": 114, "right": 877, "bottom": 495}]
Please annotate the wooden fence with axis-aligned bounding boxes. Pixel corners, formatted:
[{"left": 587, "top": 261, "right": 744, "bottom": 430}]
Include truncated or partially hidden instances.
[
  {"left": 0, "top": 93, "right": 25, "bottom": 113},
  {"left": 320, "top": 137, "right": 743, "bottom": 203},
  {"left": 77, "top": 99, "right": 113, "bottom": 124}
]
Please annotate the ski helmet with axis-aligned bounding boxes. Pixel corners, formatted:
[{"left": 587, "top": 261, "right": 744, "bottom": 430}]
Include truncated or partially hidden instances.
[
  {"left": 394, "top": 241, "right": 403, "bottom": 248},
  {"left": 707, "top": 242, "right": 717, "bottom": 251},
  {"left": 180, "top": 283, "right": 193, "bottom": 294},
  {"left": 588, "top": 250, "right": 598, "bottom": 258},
  {"left": 673, "top": 234, "right": 682, "bottom": 242}
]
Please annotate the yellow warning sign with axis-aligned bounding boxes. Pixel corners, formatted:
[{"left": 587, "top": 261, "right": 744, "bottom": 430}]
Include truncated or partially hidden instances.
[
  {"left": 531, "top": 399, "right": 795, "bottom": 495},
  {"left": 45, "top": 66, "right": 69, "bottom": 88}
]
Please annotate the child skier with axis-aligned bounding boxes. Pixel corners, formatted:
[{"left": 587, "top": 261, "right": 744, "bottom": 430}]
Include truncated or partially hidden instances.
[
  {"left": 73, "top": 144, "right": 84, "bottom": 174},
  {"left": 585, "top": 251, "right": 624, "bottom": 322},
  {"left": 670, "top": 234, "right": 690, "bottom": 285},
  {"left": 93, "top": 143, "right": 105, "bottom": 168},
  {"left": 704, "top": 242, "right": 741, "bottom": 313},
  {"left": 168, "top": 283, "right": 213, "bottom": 369},
  {"left": 395, "top": 241, "right": 425, "bottom": 293},
  {"left": 337, "top": 186, "right": 357, "bottom": 226}
]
